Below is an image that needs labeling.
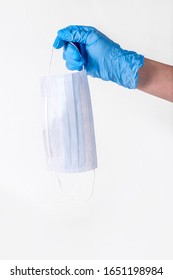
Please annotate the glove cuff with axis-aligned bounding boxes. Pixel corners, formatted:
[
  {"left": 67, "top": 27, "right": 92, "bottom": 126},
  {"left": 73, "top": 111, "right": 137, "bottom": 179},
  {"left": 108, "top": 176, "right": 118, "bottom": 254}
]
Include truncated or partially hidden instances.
[{"left": 111, "top": 49, "right": 144, "bottom": 89}]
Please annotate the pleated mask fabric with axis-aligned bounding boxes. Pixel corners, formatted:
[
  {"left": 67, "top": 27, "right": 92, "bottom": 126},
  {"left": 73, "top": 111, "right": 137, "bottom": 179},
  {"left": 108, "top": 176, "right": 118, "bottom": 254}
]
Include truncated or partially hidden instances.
[{"left": 41, "top": 69, "right": 97, "bottom": 173}]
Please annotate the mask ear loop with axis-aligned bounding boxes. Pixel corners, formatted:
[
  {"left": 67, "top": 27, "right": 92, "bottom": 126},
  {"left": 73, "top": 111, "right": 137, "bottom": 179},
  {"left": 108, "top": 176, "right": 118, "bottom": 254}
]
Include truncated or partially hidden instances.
[
  {"left": 47, "top": 46, "right": 96, "bottom": 203},
  {"left": 55, "top": 170, "right": 96, "bottom": 204}
]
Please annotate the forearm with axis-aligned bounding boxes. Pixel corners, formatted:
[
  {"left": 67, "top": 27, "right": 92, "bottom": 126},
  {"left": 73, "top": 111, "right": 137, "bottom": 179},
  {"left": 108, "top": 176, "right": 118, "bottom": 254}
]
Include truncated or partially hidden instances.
[{"left": 137, "top": 58, "right": 173, "bottom": 102}]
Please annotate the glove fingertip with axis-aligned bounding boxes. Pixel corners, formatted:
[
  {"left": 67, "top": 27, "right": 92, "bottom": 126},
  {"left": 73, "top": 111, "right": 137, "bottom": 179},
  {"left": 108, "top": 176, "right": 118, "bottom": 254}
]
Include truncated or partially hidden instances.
[
  {"left": 66, "top": 61, "right": 84, "bottom": 71},
  {"left": 53, "top": 36, "right": 65, "bottom": 49},
  {"left": 66, "top": 62, "right": 76, "bottom": 71}
]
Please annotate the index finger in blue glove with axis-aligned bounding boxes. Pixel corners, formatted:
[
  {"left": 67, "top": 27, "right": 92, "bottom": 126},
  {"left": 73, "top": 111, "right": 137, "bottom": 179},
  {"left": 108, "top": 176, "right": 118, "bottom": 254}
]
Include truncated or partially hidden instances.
[{"left": 53, "top": 25, "right": 99, "bottom": 48}]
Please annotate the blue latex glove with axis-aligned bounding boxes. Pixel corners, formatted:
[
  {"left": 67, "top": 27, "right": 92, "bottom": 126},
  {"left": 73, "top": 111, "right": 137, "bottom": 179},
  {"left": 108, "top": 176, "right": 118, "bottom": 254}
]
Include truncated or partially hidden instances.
[{"left": 53, "top": 25, "right": 144, "bottom": 89}]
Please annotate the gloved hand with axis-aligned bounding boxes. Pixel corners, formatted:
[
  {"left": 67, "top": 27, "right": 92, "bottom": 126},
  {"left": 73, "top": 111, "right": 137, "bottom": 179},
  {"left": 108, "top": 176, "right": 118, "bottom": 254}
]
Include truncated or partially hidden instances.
[{"left": 53, "top": 25, "right": 144, "bottom": 89}]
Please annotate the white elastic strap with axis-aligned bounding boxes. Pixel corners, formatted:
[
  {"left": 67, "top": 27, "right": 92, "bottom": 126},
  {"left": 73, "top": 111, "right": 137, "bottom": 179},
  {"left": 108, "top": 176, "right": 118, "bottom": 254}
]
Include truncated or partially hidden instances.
[
  {"left": 48, "top": 47, "right": 54, "bottom": 76},
  {"left": 55, "top": 169, "right": 96, "bottom": 204},
  {"left": 45, "top": 48, "right": 54, "bottom": 168}
]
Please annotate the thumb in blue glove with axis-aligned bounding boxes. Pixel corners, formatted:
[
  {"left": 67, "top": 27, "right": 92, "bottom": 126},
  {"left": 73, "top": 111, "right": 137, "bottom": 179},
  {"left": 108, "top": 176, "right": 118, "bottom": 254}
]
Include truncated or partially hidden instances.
[{"left": 53, "top": 25, "right": 144, "bottom": 89}]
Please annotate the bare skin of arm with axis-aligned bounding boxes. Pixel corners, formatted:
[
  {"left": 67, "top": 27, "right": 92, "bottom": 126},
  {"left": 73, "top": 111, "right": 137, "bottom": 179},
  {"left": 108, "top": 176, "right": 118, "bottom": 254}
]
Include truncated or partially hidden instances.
[{"left": 137, "top": 58, "right": 173, "bottom": 102}]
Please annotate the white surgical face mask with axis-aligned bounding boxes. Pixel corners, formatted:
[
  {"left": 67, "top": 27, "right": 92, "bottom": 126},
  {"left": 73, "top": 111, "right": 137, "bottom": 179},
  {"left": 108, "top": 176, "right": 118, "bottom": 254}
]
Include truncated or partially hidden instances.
[
  {"left": 41, "top": 69, "right": 97, "bottom": 173},
  {"left": 41, "top": 48, "right": 97, "bottom": 201}
]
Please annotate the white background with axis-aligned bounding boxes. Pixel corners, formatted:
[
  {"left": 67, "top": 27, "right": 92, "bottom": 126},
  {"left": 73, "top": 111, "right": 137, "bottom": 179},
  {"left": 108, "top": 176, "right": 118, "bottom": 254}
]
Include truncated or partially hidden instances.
[{"left": 0, "top": 0, "right": 173, "bottom": 260}]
